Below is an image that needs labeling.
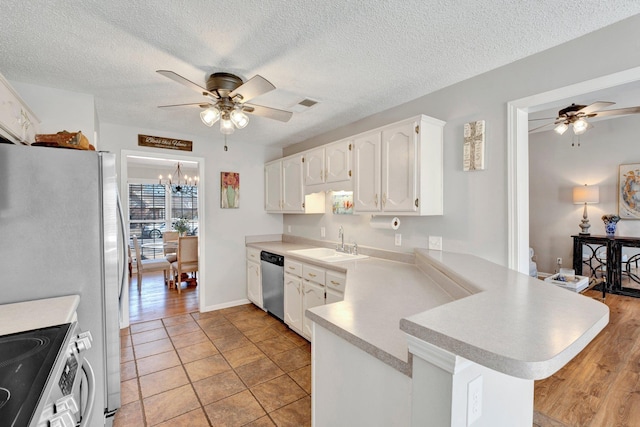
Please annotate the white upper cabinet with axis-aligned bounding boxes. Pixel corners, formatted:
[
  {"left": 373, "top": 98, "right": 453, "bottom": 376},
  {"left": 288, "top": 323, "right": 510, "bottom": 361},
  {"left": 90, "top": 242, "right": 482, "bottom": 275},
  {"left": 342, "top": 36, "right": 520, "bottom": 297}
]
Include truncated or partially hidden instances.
[
  {"left": 265, "top": 155, "right": 325, "bottom": 214},
  {"left": 353, "top": 115, "right": 444, "bottom": 216},
  {"left": 353, "top": 131, "right": 381, "bottom": 212},
  {"left": 303, "top": 138, "right": 352, "bottom": 191},
  {"left": 0, "top": 72, "right": 39, "bottom": 144}
]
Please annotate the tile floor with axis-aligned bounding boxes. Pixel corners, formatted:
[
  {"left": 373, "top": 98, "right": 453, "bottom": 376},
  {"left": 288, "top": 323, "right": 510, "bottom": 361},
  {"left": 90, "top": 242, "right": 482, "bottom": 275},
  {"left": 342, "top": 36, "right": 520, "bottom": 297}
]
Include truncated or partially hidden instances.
[{"left": 115, "top": 303, "right": 312, "bottom": 426}]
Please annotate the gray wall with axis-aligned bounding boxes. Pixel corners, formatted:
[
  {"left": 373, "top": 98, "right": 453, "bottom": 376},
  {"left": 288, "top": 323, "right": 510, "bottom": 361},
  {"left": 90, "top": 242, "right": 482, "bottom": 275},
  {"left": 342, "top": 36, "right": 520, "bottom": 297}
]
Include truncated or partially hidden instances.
[{"left": 281, "top": 15, "right": 640, "bottom": 266}]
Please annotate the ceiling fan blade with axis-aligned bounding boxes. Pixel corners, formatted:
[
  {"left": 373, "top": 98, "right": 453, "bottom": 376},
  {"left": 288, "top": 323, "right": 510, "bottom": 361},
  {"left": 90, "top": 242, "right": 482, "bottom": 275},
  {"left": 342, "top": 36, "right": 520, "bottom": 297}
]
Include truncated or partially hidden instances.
[
  {"left": 158, "top": 102, "right": 211, "bottom": 109},
  {"left": 156, "top": 70, "right": 219, "bottom": 99},
  {"left": 528, "top": 122, "right": 555, "bottom": 133},
  {"left": 528, "top": 117, "right": 558, "bottom": 121},
  {"left": 230, "top": 75, "right": 275, "bottom": 103},
  {"left": 243, "top": 103, "right": 293, "bottom": 122},
  {"left": 578, "top": 101, "right": 615, "bottom": 115},
  {"left": 591, "top": 106, "right": 640, "bottom": 118}
]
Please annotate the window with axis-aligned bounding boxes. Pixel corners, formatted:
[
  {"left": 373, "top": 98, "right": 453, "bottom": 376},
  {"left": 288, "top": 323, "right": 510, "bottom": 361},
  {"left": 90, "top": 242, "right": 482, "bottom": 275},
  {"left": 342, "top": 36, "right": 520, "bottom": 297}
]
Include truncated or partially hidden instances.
[{"left": 129, "top": 183, "right": 198, "bottom": 260}]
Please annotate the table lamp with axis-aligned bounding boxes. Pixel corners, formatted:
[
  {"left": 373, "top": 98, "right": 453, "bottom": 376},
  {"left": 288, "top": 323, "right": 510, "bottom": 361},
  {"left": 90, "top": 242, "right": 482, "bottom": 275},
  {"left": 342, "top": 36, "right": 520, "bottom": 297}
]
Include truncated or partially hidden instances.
[{"left": 573, "top": 184, "right": 600, "bottom": 235}]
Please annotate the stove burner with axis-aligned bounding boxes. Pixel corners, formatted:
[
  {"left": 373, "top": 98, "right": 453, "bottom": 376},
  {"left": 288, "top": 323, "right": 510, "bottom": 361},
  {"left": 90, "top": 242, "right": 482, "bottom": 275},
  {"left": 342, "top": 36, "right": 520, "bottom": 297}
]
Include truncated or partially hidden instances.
[
  {"left": 0, "top": 387, "right": 9, "bottom": 411},
  {"left": 0, "top": 336, "right": 50, "bottom": 368}
]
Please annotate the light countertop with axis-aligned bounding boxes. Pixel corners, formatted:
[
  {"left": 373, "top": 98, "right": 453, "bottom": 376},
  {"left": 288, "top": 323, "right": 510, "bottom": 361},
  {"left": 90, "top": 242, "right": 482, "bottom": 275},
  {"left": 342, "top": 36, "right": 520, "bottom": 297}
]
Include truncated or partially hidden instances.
[
  {"left": 0, "top": 295, "right": 80, "bottom": 336},
  {"left": 247, "top": 240, "right": 609, "bottom": 380}
]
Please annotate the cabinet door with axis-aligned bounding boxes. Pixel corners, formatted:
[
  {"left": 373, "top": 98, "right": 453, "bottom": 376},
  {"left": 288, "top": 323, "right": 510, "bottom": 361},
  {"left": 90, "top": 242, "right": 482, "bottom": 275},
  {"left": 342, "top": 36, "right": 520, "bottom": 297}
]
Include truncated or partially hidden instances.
[
  {"left": 302, "top": 280, "right": 325, "bottom": 339},
  {"left": 284, "top": 273, "right": 303, "bottom": 333},
  {"left": 325, "top": 139, "right": 352, "bottom": 183},
  {"left": 304, "top": 148, "right": 325, "bottom": 186},
  {"left": 381, "top": 121, "right": 418, "bottom": 212},
  {"left": 282, "top": 155, "right": 304, "bottom": 212},
  {"left": 264, "top": 161, "right": 282, "bottom": 211},
  {"left": 353, "top": 131, "right": 381, "bottom": 213},
  {"left": 247, "top": 261, "right": 263, "bottom": 308}
]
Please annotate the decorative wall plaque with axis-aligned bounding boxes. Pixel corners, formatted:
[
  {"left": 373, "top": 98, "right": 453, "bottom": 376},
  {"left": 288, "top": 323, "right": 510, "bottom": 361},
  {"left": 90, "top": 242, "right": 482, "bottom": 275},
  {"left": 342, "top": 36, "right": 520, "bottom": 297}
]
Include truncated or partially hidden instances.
[
  {"left": 138, "top": 134, "right": 193, "bottom": 152},
  {"left": 463, "top": 120, "right": 485, "bottom": 171}
]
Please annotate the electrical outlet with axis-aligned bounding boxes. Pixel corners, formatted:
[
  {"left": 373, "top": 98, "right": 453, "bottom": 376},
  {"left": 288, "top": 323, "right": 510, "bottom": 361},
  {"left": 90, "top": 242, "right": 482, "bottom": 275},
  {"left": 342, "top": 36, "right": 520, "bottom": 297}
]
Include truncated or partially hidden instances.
[
  {"left": 395, "top": 234, "right": 402, "bottom": 246},
  {"left": 287, "top": 225, "right": 292, "bottom": 233},
  {"left": 557, "top": 257, "right": 562, "bottom": 265},
  {"left": 467, "top": 375, "right": 483, "bottom": 425},
  {"left": 321, "top": 227, "right": 326, "bottom": 238},
  {"left": 429, "top": 236, "right": 442, "bottom": 251}
]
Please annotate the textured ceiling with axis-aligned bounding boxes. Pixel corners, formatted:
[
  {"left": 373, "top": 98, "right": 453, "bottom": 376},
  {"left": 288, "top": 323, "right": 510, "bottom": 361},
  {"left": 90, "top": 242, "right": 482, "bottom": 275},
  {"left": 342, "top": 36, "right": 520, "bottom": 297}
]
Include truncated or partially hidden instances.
[{"left": 1, "top": 1, "right": 639, "bottom": 148}]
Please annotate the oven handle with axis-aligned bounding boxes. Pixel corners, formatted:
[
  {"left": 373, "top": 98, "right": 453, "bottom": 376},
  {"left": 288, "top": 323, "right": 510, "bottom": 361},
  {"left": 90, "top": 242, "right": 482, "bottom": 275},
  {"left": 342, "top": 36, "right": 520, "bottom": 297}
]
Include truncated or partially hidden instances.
[{"left": 79, "top": 358, "right": 96, "bottom": 427}]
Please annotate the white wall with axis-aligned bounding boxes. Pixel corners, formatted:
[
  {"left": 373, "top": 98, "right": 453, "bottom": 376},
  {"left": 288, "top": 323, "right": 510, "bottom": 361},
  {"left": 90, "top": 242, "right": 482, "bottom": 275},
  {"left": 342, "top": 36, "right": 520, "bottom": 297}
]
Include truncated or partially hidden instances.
[
  {"left": 529, "top": 115, "right": 640, "bottom": 273},
  {"left": 282, "top": 15, "right": 640, "bottom": 266},
  {"left": 100, "top": 123, "right": 283, "bottom": 310}
]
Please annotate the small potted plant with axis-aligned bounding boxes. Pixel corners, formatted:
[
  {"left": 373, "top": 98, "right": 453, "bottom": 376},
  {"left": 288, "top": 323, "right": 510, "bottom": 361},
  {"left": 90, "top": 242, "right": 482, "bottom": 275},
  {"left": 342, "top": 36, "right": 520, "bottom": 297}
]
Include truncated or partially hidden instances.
[{"left": 173, "top": 218, "right": 190, "bottom": 236}]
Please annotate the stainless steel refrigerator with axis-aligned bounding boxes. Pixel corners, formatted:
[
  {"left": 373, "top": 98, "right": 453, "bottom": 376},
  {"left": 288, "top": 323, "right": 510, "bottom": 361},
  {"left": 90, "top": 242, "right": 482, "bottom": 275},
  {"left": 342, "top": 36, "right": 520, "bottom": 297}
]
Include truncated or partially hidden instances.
[{"left": 0, "top": 143, "right": 125, "bottom": 426}]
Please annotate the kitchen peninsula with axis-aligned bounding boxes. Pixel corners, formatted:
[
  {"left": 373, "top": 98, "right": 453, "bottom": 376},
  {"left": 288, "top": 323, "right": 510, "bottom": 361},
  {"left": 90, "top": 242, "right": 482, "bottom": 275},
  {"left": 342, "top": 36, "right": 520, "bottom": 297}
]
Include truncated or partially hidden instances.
[{"left": 246, "top": 237, "right": 609, "bottom": 426}]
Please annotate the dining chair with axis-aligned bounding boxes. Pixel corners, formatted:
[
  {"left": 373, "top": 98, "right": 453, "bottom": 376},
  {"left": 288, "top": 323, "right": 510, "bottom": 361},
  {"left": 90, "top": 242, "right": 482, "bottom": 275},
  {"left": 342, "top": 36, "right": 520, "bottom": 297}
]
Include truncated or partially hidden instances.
[
  {"left": 171, "top": 236, "right": 198, "bottom": 294},
  {"left": 132, "top": 236, "right": 171, "bottom": 290},
  {"left": 163, "top": 231, "right": 179, "bottom": 263}
]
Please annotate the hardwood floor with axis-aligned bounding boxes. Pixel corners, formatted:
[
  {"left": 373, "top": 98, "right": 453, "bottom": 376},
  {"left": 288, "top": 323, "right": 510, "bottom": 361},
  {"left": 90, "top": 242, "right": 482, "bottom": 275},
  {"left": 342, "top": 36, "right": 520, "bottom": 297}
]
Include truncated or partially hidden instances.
[
  {"left": 128, "top": 271, "right": 199, "bottom": 324},
  {"left": 534, "top": 289, "right": 640, "bottom": 427}
]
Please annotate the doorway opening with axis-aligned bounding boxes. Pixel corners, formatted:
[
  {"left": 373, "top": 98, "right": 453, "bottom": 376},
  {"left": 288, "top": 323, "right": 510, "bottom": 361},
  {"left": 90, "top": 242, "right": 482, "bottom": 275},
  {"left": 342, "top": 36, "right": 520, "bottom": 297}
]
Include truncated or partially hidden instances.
[
  {"left": 120, "top": 150, "right": 206, "bottom": 327},
  {"left": 508, "top": 66, "right": 640, "bottom": 274}
]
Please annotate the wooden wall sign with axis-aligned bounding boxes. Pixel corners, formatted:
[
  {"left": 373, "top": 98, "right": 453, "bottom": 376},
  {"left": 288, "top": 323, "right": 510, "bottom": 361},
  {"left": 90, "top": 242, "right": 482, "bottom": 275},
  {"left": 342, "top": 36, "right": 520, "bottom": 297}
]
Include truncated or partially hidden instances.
[{"left": 138, "top": 134, "right": 193, "bottom": 152}]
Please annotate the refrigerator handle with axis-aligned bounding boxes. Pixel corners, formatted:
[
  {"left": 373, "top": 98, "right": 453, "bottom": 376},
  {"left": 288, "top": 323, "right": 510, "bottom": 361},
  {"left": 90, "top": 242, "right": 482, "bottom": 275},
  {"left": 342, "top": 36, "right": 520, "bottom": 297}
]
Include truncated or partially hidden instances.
[{"left": 116, "top": 192, "right": 127, "bottom": 306}]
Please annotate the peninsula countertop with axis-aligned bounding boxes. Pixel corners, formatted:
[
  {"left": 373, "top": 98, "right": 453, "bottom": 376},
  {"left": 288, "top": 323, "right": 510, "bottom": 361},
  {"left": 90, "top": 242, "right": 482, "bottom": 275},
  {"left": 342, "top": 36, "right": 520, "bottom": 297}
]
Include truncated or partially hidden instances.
[{"left": 247, "top": 240, "right": 609, "bottom": 380}]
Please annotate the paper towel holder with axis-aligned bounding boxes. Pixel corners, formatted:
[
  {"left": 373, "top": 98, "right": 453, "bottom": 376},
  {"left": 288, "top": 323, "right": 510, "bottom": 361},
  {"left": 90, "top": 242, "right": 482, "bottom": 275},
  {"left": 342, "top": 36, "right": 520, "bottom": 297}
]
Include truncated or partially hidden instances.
[{"left": 370, "top": 215, "right": 401, "bottom": 230}]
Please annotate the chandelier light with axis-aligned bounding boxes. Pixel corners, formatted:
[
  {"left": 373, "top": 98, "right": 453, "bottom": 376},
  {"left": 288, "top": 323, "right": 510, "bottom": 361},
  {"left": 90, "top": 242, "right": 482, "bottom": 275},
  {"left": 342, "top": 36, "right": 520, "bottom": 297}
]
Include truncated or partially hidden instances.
[
  {"left": 200, "top": 106, "right": 221, "bottom": 127},
  {"left": 159, "top": 163, "right": 199, "bottom": 194}
]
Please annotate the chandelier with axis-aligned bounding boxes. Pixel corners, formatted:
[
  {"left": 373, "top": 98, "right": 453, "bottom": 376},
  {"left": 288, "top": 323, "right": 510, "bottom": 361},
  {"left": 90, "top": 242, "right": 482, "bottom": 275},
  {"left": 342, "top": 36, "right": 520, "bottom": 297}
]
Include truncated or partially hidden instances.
[{"left": 158, "top": 163, "right": 199, "bottom": 194}]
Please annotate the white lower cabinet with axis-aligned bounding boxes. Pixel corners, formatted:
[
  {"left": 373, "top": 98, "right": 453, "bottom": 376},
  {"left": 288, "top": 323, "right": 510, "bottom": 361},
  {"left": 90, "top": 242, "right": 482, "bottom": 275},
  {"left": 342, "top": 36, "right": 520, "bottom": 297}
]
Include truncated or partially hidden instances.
[
  {"left": 302, "top": 280, "right": 325, "bottom": 339},
  {"left": 284, "top": 271, "right": 303, "bottom": 334},
  {"left": 283, "top": 257, "right": 347, "bottom": 340},
  {"left": 246, "top": 248, "right": 263, "bottom": 308}
]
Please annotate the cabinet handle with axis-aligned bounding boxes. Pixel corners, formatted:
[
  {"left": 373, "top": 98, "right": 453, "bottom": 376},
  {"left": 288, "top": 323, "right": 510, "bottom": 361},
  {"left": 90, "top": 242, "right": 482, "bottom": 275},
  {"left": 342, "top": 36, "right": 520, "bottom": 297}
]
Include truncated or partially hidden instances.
[
  {"left": 382, "top": 193, "right": 387, "bottom": 208},
  {"left": 288, "top": 266, "right": 296, "bottom": 270},
  {"left": 308, "top": 273, "right": 317, "bottom": 278},
  {"left": 330, "top": 280, "right": 340, "bottom": 286},
  {"left": 374, "top": 194, "right": 378, "bottom": 207}
]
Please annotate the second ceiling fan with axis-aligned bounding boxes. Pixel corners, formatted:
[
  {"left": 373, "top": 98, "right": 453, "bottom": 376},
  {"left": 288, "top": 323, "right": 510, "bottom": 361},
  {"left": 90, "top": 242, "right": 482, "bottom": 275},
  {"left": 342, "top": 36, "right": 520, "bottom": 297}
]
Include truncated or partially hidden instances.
[
  {"left": 529, "top": 101, "right": 640, "bottom": 135},
  {"left": 157, "top": 70, "right": 293, "bottom": 135}
]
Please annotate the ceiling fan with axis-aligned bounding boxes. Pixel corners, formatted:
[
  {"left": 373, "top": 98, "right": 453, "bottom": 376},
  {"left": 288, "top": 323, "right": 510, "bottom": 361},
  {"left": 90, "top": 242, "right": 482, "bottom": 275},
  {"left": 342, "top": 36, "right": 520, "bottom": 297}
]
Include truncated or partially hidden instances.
[
  {"left": 156, "top": 70, "right": 293, "bottom": 135},
  {"left": 529, "top": 101, "right": 640, "bottom": 135}
]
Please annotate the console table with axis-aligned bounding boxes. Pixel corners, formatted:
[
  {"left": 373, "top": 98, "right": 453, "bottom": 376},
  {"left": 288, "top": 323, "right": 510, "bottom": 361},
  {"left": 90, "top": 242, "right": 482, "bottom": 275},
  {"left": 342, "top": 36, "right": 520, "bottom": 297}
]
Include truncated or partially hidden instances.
[{"left": 572, "top": 234, "right": 640, "bottom": 298}]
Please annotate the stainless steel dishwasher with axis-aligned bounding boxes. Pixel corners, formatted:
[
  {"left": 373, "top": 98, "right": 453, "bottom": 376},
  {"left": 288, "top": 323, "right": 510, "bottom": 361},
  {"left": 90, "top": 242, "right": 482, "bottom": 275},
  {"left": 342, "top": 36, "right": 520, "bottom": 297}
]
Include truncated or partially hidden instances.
[{"left": 260, "top": 251, "right": 285, "bottom": 321}]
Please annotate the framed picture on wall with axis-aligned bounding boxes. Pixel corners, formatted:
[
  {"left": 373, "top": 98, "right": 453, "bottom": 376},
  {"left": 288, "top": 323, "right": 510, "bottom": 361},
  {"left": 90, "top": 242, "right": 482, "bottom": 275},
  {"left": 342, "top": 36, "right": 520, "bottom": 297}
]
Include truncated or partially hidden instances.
[
  {"left": 221, "top": 172, "right": 239, "bottom": 208},
  {"left": 618, "top": 163, "right": 640, "bottom": 219}
]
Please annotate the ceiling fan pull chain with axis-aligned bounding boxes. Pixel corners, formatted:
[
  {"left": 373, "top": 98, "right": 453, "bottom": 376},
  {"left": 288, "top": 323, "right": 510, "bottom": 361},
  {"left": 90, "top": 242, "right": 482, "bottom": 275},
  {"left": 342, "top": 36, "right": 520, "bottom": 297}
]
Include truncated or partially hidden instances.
[{"left": 224, "top": 134, "right": 228, "bottom": 151}]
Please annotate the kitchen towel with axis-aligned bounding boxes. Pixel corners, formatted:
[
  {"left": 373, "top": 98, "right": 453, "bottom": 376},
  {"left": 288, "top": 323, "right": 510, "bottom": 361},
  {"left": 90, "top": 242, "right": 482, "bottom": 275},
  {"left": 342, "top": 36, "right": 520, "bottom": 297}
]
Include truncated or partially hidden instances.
[{"left": 370, "top": 216, "right": 400, "bottom": 230}]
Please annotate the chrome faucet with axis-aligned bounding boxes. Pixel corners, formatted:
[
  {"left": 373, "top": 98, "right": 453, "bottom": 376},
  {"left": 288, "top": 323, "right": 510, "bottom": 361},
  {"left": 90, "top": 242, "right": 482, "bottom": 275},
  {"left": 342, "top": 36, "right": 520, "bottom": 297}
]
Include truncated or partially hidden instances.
[{"left": 338, "top": 226, "right": 345, "bottom": 252}]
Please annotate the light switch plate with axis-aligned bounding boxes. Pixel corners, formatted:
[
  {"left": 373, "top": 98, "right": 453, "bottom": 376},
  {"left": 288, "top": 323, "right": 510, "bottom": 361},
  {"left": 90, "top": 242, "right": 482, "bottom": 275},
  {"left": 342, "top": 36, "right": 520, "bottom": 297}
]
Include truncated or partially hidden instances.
[
  {"left": 395, "top": 234, "right": 402, "bottom": 246},
  {"left": 429, "top": 236, "right": 442, "bottom": 250},
  {"left": 321, "top": 227, "right": 326, "bottom": 238},
  {"left": 467, "top": 375, "right": 483, "bottom": 425},
  {"left": 287, "top": 225, "right": 292, "bottom": 233}
]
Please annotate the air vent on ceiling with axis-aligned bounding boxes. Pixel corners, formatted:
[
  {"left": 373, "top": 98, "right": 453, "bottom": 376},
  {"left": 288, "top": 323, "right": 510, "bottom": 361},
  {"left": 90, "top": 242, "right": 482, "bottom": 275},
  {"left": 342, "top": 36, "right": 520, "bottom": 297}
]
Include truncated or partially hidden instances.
[{"left": 290, "top": 98, "right": 319, "bottom": 113}]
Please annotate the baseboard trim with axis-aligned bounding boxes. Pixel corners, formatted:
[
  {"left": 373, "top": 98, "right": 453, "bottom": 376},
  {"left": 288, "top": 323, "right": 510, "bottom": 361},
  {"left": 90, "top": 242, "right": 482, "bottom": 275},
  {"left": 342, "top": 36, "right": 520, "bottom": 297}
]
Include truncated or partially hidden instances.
[{"left": 202, "top": 298, "right": 251, "bottom": 313}]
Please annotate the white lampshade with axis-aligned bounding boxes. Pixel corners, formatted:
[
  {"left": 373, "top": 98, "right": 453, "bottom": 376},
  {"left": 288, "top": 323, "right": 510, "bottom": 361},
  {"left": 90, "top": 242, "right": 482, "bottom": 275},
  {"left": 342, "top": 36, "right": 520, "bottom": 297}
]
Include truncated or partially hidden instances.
[
  {"left": 573, "top": 118, "right": 588, "bottom": 135},
  {"left": 220, "top": 117, "right": 235, "bottom": 134},
  {"left": 573, "top": 184, "right": 599, "bottom": 204},
  {"left": 230, "top": 109, "right": 249, "bottom": 129},
  {"left": 200, "top": 106, "right": 221, "bottom": 127},
  {"left": 554, "top": 122, "right": 569, "bottom": 135}
]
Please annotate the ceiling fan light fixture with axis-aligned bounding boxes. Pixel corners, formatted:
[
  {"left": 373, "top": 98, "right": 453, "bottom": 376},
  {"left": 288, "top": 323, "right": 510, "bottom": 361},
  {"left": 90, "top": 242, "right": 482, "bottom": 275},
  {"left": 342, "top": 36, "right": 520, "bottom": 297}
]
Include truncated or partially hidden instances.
[
  {"left": 200, "top": 106, "right": 221, "bottom": 127},
  {"left": 573, "top": 118, "right": 588, "bottom": 135},
  {"left": 220, "top": 116, "right": 235, "bottom": 134},
  {"left": 554, "top": 122, "right": 569, "bottom": 135},
  {"left": 230, "top": 109, "right": 249, "bottom": 129}
]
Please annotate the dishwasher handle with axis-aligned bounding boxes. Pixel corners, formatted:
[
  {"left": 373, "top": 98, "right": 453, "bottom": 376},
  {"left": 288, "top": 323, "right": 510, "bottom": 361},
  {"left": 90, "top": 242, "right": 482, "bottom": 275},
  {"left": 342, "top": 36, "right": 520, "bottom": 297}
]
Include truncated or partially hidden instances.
[{"left": 260, "top": 251, "right": 284, "bottom": 266}]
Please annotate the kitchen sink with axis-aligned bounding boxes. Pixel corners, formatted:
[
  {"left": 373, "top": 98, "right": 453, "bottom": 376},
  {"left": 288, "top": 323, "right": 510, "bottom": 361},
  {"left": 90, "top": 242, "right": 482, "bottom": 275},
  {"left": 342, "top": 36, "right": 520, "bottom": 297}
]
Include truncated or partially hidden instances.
[{"left": 288, "top": 247, "right": 369, "bottom": 262}]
